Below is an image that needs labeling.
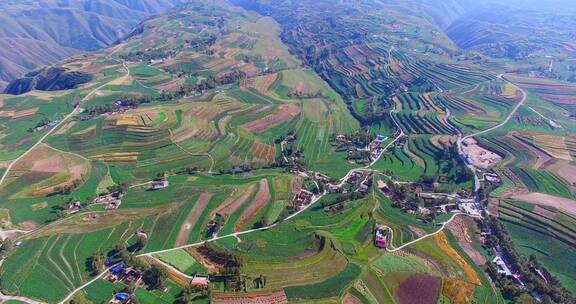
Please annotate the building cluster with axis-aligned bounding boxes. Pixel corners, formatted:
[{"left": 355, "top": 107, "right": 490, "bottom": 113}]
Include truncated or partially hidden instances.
[
  {"left": 95, "top": 191, "right": 123, "bottom": 210},
  {"left": 32, "top": 119, "right": 60, "bottom": 132},
  {"left": 292, "top": 189, "right": 314, "bottom": 210},
  {"left": 368, "top": 135, "right": 387, "bottom": 159}
]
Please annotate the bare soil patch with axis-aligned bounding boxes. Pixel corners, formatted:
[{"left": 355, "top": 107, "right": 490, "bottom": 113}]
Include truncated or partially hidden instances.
[
  {"left": 175, "top": 193, "right": 213, "bottom": 246},
  {"left": 533, "top": 205, "right": 557, "bottom": 220},
  {"left": 235, "top": 179, "right": 271, "bottom": 231},
  {"left": 462, "top": 138, "right": 502, "bottom": 169},
  {"left": 556, "top": 163, "right": 576, "bottom": 186},
  {"left": 154, "top": 77, "right": 185, "bottom": 91},
  {"left": 241, "top": 104, "right": 301, "bottom": 132},
  {"left": 12, "top": 108, "right": 38, "bottom": 120},
  {"left": 446, "top": 216, "right": 486, "bottom": 266},
  {"left": 213, "top": 185, "right": 257, "bottom": 218},
  {"left": 212, "top": 290, "right": 288, "bottom": 304},
  {"left": 343, "top": 293, "right": 363, "bottom": 304}
]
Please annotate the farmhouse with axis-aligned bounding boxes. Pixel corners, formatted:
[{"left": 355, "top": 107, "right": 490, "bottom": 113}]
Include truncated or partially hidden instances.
[
  {"left": 346, "top": 171, "right": 363, "bottom": 185},
  {"left": 327, "top": 183, "right": 342, "bottom": 193},
  {"left": 293, "top": 189, "right": 314, "bottom": 209},
  {"left": 493, "top": 256, "right": 512, "bottom": 277},
  {"left": 374, "top": 225, "right": 389, "bottom": 249},
  {"left": 191, "top": 275, "right": 210, "bottom": 289},
  {"left": 109, "top": 293, "right": 134, "bottom": 304},
  {"left": 95, "top": 191, "right": 123, "bottom": 210},
  {"left": 105, "top": 262, "right": 143, "bottom": 286},
  {"left": 150, "top": 179, "right": 169, "bottom": 190},
  {"left": 67, "top": 201, "right": 83, "bottom": 213}
]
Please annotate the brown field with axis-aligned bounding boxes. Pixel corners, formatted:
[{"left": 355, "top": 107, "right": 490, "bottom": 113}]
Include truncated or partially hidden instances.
[
  {"left": 234, "top": 179, "right": 271, "bottom": 231},
  {"left": 250, "top": 141, "right": 276, "bottom": 162},
  {"left": 175, "top": 193, "right": 213, "bottom": 246},
  {"left": 213, "top": 185, "right": 257, "bottom": 219},
  {"left": 218, "top": 115, "right": 232, "bottom": 135},
  {"left": 212, "top": 290, "right": 288, "bottom": 304},
  {"left": 255, "top": 73, "right": 278, "bottom": 95},
  {"left": 532, "top": 134, "right": 573, "bottom": 161},
  {"left": 184, "top": 246, "right": 220, "bottom": 273},
  {"left": 116, "top": 114, "right": 140, "bottom": 126},
  {"left": 556, "top": 162, "right": 576, "bottom": 186},
  {"left": 446, "top": 216, "right": 486, "bottom": 266},
  {"left": 9, "top": 144, "right": 90, "bottom": 196},
  {"left": 396, "top": 274, "right": 440, "bottom": 304},
  {"left": 154, "top": 77, "right": 185, "bottom": 91},
  {"left": 12, "top": 108, "right": 38, "bottom": 120},
  {"left": 408, "top": 226, "right": 426, "bottom": 238},
  {"left": 510, "top": 192, "right": 576, "bottom": 216},
  {"left": 506, "top": 133, "right": 553, "bottom": 169},
  {"left": 532, "top": 205, "right": 557, "bottom": 220},
  {"left": 442, "top": 278, "right": 476, "bottom": 304},
  {"left": 343, "top": 293, "right": 363, "bottom": 304},
  {"left": 241, "top": 104, "right": 301, "bottom": 132}
]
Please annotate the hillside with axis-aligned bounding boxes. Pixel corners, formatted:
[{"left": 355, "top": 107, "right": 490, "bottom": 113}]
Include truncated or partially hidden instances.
[{"left": 0, "top": 0, "right": 182, "bottom": 85}]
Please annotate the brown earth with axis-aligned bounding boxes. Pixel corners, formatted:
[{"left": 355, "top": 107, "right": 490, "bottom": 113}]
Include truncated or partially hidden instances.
[
  {"left": 446, "top": 216, "right": 486, "bottom": 266},
  {"left": 462, "top": 138, "right": 502, "bottom": 169},
  {"left": 234, "top": 179, "right": 271, "bottom": 231},
  {"left": 343, "top": 293, "right": 363, "bottom": 304},
  {"left": 212, "top": 290, "right": 288, "bottom": 304},
  {"left": 533, "top": 205, "right": 557, "bottom": 220},
  {"left": 557, "top": 163, "right": 576, "bottom": 186},
  {"left": 154, "top": 77, "right": 185, "bottom": 91},
  {"left": 241, "top": 103, "right": 301, "bottom": 133},
  {"left": 213, "top": 185, "right": 257, "bottom": 218},
  {"left": 175, "top": 193, "right": 213, "bottom": 246}
]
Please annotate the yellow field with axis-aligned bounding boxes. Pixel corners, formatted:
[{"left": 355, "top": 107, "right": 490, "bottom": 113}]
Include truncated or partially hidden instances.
[
  {"left": 116, "top": 114, "right": 140, "bottom": 126},
  {"left": 501, "top": 83, "right": 519, "bottom": 99},
  {"left": 91, "top": 152, "right": 139, "bottom": 162}
]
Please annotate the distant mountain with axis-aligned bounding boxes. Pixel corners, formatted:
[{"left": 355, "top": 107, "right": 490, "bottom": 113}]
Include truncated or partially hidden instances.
[
  {"left": 0, "top": 0, "right": 183, "bottom": 84},
  {"left": 3, "top": 66, "right": 92, "bottom": 95}
]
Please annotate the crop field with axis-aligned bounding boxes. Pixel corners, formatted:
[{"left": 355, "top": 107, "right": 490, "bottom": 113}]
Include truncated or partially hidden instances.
[{"left": 500, "top": 200, "right": 576, "bottom": 293}]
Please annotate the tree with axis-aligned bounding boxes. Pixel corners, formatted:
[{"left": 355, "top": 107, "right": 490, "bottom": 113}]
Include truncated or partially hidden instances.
[
  {"left": 143, "top": 265, "right": 167, "bottom": 290},
  {"left": 89, "top": 251, "right": 105, "bottom": 275}
]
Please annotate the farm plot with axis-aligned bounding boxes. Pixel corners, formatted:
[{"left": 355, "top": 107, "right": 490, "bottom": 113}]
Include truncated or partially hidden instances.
[
  {"left": 0, "top": 144, "right": 90, "bottom": 199},
  {"left": 501, "top": 201, "right": 576, "bottom": 293},
  {"left": 241, "top": 104, "right": 301, "bottom": 133},
  {"left": 0, "top": 220, "right": 143, "bottom": 303},
  {"left": 244, "top": 237, "right": 349, "bottom": 289}
]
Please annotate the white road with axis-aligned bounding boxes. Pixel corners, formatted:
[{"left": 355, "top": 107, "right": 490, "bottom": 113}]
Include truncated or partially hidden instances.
[{"left": 386, "top": 212, "right": 481, "bottom": 253}]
